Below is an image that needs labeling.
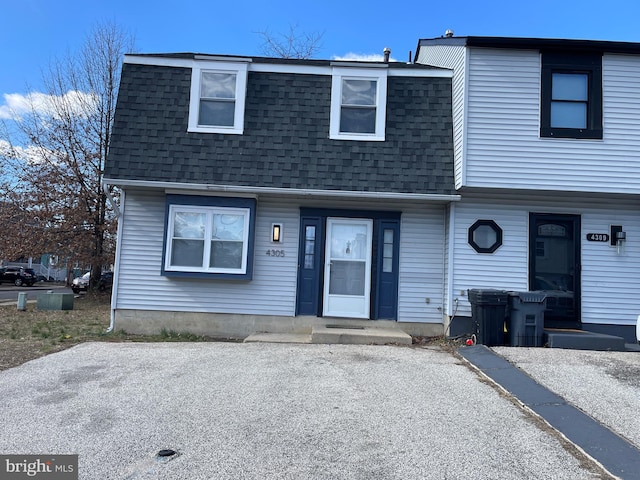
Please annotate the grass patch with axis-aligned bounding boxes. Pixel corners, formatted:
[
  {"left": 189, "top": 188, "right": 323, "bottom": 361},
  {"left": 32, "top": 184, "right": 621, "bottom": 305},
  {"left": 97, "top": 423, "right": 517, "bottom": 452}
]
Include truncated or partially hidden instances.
[{"left": 0, "top": 293, "right": 220, "bottom": 371}]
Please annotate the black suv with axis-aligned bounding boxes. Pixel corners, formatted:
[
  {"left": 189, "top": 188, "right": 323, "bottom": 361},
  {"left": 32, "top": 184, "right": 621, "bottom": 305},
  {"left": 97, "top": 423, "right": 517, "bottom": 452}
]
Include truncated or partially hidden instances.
[{"left": 0, "top": 267, "right": 37, "bottom": 286}]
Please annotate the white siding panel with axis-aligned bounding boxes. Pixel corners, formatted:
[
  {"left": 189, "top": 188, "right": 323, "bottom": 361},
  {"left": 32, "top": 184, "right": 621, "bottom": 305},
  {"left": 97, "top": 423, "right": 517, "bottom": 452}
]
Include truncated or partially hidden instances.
[
  {"left": 581, "top": 210, "right": 640, "bottom": 326},
  {"left": 452, "top": 197, "right": 640, "bottom": 326},
  {"left": 116, "top": 192, "right": 450, "bottom": 323},
  {"left": 398, "top": 207, "right": 446, "bottom": 324},
  {"left": 452, "top": 203, "right": 529, "bottom": 317},
  {"left": 417, "top": 45, "right": 466, "bottom": 188},
  {"left": 464, "top": 49, "right": 640, "bottom": 194},
  {"left": 115, "top": 191, "right": 299, "bottom": 316}
]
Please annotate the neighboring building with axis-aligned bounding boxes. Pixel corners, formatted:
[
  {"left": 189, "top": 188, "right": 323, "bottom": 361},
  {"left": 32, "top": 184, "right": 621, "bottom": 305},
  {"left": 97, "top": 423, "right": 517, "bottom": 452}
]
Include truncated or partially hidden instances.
[
  {"left": 416, "top": 35, "right": 640, "bottom": 341},
  {"left": 104, "top": 53, "right": 456, "bottom": 338}
]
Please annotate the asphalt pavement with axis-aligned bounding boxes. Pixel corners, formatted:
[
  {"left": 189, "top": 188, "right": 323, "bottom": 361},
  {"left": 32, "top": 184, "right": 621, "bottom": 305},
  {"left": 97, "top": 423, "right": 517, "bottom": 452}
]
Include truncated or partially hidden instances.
[
  {"left": 0, "top": 283, "right": 71, "bottom": 303},
  {"left": 0, "top": 342, "right": 627, "bottom": 479}
]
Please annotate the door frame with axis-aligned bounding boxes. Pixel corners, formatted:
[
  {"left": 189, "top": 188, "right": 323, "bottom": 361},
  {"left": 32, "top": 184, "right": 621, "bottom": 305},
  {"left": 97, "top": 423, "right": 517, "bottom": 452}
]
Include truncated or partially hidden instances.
[
  {"left": 528, "top": 213, "right": 581, "bottom": 329},
  {"left": 295, "top": 208, "right": 401, "bottom": 320}
]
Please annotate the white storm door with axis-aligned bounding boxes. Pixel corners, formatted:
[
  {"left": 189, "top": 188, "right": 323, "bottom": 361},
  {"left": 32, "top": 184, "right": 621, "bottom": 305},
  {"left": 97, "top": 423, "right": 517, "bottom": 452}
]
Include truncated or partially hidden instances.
[{"left": 323, "top": 218, "right": 373, "bottom": 318}]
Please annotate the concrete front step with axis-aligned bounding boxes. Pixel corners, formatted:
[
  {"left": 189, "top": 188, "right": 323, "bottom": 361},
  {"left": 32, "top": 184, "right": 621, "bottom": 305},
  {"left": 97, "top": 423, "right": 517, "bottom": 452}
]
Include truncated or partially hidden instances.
[
  {"left": 545, "top": 329, "right": 627, "bottom": 351},
  {"left": 244, "top": 333, "right": 311, "bottom": 344},
  {"left": 311, "top": 325, "right": 412, "bottom": 345},
  {"left": 244, "top": 326, "right": 412, "bottom": 345}
]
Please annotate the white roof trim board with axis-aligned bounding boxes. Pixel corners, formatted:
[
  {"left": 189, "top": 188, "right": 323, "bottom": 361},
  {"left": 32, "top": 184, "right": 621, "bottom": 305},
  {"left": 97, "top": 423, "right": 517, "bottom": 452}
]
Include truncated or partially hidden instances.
[{"left": 122, "top": 55, "right": 453, "bottom": 78}]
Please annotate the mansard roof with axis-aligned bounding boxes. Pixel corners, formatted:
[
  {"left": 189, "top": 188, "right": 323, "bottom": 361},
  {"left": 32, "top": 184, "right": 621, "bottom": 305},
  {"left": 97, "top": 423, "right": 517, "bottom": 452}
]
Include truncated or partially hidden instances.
[{"left": 106, "top": 54, "right": 455, "bottom": 196}]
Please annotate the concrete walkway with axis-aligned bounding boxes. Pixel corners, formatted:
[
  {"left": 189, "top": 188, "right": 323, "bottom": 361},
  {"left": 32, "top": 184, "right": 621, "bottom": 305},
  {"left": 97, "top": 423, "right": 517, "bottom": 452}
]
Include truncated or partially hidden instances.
[{"left": 460, "top": 345, "right": 640, "bottom": 480}]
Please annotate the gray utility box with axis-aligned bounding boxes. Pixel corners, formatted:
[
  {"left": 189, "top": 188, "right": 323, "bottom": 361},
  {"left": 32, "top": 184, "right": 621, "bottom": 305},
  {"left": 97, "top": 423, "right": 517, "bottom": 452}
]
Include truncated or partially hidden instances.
[
  {"left": 508, "top": 292, "right": 546, "bottom": 347},
  {"left": 37, "top": 292, "right": 74, "bottom": 311},
  {"left": 468, "top": 289, "right": 509, "bottom": 346}
]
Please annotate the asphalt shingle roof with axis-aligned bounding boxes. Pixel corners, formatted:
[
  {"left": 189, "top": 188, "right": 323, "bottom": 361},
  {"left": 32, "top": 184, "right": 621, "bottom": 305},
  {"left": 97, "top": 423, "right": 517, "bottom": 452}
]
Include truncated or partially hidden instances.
[{"left": 106, "top": 61, "right": 455, "bottom": 195}]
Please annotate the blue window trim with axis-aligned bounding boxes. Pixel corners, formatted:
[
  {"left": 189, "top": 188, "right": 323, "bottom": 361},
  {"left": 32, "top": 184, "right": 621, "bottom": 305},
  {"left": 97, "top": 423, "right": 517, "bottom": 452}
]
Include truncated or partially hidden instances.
[{"left": 161, "top": 194, "right": 256, "bottom": 280}]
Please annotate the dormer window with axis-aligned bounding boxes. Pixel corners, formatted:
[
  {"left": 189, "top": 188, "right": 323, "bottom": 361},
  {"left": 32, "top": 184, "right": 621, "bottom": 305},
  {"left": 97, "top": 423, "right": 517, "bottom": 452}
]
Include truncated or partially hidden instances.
[
  {"left": 330, "top": 67, "right": 387, "bottom": 141},
  {"left": 188, "top": 62, "right": 248, "bottom": 134}
]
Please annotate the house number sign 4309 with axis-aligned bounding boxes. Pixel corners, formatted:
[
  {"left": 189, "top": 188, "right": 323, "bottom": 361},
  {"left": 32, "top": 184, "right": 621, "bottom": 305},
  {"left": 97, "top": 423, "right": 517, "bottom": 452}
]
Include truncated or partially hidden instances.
[
  {"left": 266, "top": 249, "right": 285, "bottom": 257},
  {"left": 586, "top": 233, "right": 610, "bottom": 242}
]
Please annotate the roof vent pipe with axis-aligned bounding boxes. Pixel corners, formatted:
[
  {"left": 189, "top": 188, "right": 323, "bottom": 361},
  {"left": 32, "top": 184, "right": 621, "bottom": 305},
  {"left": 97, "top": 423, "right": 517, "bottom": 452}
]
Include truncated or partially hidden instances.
[
  {"left": 445, "top": 29, "right": 454, "bottom": 37},
  {"left": 383, "top": 47, "right": 391, "bottom": 63}
]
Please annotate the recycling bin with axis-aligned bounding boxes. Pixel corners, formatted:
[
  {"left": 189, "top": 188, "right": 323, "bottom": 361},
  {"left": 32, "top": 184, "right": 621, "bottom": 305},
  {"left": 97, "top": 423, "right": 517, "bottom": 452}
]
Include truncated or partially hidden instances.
[
  {"left": 508, "top": 292, "right": 547, "bottom": 347},
  {"left": 468, "top": 289, "right": 509, "bottom": 346}
]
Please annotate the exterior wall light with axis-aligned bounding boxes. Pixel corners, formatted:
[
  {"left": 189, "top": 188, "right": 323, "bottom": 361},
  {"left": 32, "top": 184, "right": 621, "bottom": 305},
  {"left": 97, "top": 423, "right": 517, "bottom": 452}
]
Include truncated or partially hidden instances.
[
  {"left": 611, "top": 225, "right": 626, "bottom": 255},
  {"left": 271, "top": 223, "right": 283, "bottom": 243},
  {"left": 616, "top": 231, "right": 626, "bottom": 255}
]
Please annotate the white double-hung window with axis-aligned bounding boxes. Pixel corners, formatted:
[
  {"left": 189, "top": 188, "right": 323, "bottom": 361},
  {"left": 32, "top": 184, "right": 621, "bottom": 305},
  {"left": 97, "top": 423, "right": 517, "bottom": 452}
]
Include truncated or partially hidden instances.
[
  {"left": 163, "top": 196, "right": 255, "bottom": 278},
  {"left": 330, "top": 66, "right": 388, "bottom": 141},
  {"left": 188, "top": 61, "right": 249, "bottom": 134}
]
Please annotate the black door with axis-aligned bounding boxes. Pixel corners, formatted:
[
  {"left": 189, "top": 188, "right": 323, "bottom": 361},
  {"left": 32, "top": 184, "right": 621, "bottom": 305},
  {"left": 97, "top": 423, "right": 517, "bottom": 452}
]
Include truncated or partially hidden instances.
[{"left": 529, "top": 213, "right": 581, "bottom": 329}]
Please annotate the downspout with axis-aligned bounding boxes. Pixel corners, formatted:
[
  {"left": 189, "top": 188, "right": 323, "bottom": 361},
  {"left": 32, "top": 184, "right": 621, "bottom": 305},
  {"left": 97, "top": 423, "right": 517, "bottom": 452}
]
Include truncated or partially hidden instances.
[
  {"left": 103, "top": 182, "right": 123, "bottom": 333},
  {"left": 445, "top": 203, "right": 456, "bottom": 336},
  {"left": 103, "top": 182, "right": 121, "bottom": 217}
]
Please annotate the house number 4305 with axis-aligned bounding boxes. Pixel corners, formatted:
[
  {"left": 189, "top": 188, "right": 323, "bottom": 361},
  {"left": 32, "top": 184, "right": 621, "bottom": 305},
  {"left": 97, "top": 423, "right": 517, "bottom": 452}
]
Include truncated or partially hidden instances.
[{"left": 266, "top": 249, "right": 285, "bottom": 257}]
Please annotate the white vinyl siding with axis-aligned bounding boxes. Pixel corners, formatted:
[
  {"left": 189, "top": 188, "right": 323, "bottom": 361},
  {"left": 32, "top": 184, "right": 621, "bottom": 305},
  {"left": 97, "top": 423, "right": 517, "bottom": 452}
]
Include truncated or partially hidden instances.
[
  {"left": 450, "top": 196, "right": 640, "bottom": 327},
  {"left": 115, "top": 191, "right": 448, "bottom": 324},
  {"left": 581, "top": 210, "right": 640, "bottom": 326},
  {"left": 115, "top": 191, "right": 299, "bottom": 316},
  {"left": 463, "top": 49, "right": 640, "bottom": 194},
  {"left": 417, "top": 44, "right": 466, "bottom": 188},
  {"left": 397, "top": 207, "right": 447, "bottom": 324},
  {"left": 452, "top": 203, "right": 529, "bottom": 317}
]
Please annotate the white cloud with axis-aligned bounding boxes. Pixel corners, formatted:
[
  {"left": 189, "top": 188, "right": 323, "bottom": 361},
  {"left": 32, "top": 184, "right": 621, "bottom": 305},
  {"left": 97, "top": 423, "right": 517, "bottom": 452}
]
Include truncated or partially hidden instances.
[
  {"left": 332, "top": 53, "right": 398, "bottom": 62},
  {"left": 0, "top": 138, "right": 55, "bottom": 166},
  {"left": 0, "top": 91, "right": 98, "bottom": 120}
]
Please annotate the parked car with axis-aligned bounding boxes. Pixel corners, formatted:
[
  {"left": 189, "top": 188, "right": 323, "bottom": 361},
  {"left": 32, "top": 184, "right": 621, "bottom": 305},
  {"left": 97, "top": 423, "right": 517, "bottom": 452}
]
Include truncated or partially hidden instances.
[
  {"left": 24, "top": 268, "right": 46, "bottom": 283},
  {"left": 0, "top": 267, "right": 37, "bottom": 287},
  {"left": 72, "top": 271, "right": 113, "bottom": 293},
  {"left": 71, "top": 272, "right": 90, "bottom": 293}
]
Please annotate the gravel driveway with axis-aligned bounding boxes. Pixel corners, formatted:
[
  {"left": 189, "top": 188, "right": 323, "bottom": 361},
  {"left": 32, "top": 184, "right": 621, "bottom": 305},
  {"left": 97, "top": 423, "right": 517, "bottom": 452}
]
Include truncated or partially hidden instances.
[{"left": 0, "top": 342, "right": 608, "bottom": 479}]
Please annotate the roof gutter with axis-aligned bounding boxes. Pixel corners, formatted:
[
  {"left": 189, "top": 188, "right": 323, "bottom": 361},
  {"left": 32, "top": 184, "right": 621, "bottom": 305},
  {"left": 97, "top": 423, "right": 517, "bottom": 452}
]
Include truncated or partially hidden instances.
[{"left": 102, "top": 178, "right": 461, "bottom": 203}]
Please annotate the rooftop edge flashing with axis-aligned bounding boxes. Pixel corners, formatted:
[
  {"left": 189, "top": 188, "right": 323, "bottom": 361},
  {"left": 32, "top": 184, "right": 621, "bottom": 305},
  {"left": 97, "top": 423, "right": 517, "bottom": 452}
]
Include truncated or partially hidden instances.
[
  {"left": 102, "top": 178, "right": 461, "bottom": 202},
  {"left": 416, "top": 35, "right": 640, "bottom": 54}
]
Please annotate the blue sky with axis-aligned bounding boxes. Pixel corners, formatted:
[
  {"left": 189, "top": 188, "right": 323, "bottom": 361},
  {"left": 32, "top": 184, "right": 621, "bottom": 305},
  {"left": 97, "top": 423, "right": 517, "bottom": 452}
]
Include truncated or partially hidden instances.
[{"left": 1, "top": 0, "right": 640, "bottom": 106}]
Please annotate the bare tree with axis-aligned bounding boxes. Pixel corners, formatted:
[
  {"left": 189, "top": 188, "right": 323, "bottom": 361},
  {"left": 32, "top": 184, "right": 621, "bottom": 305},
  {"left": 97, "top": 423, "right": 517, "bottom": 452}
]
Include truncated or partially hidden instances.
[
  {"left": 257, "top": 24, "right": 324, "bottom": 59},
  {"left": 0, "top": 21, "right": 134, "bottom": 289}
]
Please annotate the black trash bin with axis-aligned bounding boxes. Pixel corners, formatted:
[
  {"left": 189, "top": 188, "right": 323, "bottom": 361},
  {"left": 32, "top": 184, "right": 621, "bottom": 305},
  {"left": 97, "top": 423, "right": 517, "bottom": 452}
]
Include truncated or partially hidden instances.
[
  {"left": 468, "top": 289, "right": 509, "bottom": 346},
  {"left": 508, "top": 292, "right": 547, "bottom": 347}
]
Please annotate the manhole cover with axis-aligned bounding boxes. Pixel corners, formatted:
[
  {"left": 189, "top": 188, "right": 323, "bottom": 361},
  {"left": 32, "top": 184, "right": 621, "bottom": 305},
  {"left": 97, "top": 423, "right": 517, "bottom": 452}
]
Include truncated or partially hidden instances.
[{"left": 157, "top": 449, "right": 177, "bottom": 457}]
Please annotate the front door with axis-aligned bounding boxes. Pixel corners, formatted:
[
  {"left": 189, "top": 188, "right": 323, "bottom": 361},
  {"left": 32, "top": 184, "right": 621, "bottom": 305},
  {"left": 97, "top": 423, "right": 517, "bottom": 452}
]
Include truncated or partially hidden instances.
[
  {"left": 529, "top": 213, "right": 581, "bottom": 329},
  {"left": 323, "top": 218, "right": 373, "bottom": 318}
]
